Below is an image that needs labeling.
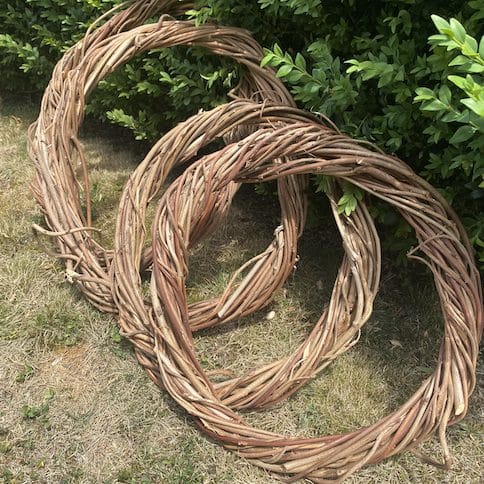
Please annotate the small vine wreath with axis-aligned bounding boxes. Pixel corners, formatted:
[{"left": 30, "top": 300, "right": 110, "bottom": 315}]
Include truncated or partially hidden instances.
[
  {"left": 112, "top": 99, "right": 381, "bottom": 409},
  {"left": 148, "top": 118, "right": 482, "bottom": 481},
  {"left": 28, "top": 0, "right": 299, "bottom": 313}
]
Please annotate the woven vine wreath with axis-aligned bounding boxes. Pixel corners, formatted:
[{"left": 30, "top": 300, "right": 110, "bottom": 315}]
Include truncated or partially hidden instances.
[
  {"left": 28, "top": 0, "right": 300, "bottom": 314},
  {"left": 112, "top": 99, "right": 381, "bottom": 409},
  {"left": 28, "top": 0, "right": 381, "bottom": 412},
  {"left": 147, "top": 119, "right": 482, "bottom": 481}
]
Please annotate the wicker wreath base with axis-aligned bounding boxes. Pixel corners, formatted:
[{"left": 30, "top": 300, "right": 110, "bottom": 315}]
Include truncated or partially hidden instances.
[
  {"left": 147, "top": 115, "right": 482, "bottom": 481},
  {"left": 29, "top": 0, "right": 298, "bottom": 313},
  {"left": 113, "top": 100, "right": 381, "bottom": 409}
]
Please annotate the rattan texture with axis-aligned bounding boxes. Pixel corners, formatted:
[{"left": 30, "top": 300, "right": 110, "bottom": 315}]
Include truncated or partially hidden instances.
[
  {"left": 112, "top": 100, "right": 381, "bottom": 409},
  {"left": 28, "top": 0, "right": 300, "bottom": 314},
  {"left": 28, "top": 0, "right": 383, "bottom": 416},
  {"left": 149, "top": 120, "right": 482, "bottom": 481},
  {"left": 27, "top": 0, "right": 483, "bottom": 482}
]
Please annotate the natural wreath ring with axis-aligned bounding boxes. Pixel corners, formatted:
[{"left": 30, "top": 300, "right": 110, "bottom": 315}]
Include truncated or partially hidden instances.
[
  {"left": 29, "top": 0, "right": 381, "bottom": 413},
  {"left": 27, "top": 0, "right": 483, "bottom": 482},
  {"left": 148, "top": 118, "right": 482, "bottom": 481},
  {"left": 29, "top": 0, "right": 300, "bottom": 314},
  {"left": 113, "top": 99, "right": 382, "bottom": 410}
]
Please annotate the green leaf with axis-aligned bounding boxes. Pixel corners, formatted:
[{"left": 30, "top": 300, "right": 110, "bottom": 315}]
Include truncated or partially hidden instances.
[
  {"left": 431, "top": 15, "right": 450, "bottom": 33},
  {"left": 449, "top": 125, "right": 476, "bottom": 144},
  {"left": 464, "top": 35, "right": 478, "bottom": 53},
  {"left": 449, "top": 18, "right": 466, "bottom": 43},
  {"left": 304, "top": 81, "right": 320, "bottom": 94},
  {"left": 315, "top": 175, "right": 332, "bottom": 194},
  {"left": 295, "top": 52, "right": 307, "bottom": 70},
  {"left": 286, "top": 70, "right": 304, "bottom": 82},
  {"left": 467, "top": 63, "right": 484, "bottom": 73},
  {"left": 260, "top": 53, "right": 274, "bottom": 68},
  {"left": 346, "top": 65, "right": 360, "bottom": 74},
  {"left": 422, "top": 99, "right": 446, "bottom": 111},
  {"left": 449, "top": 55, "right": 469, "bottom": 66},
  {"left": 378, "top": 71, "right": 394, "bottom": 88},
  {"left": 461, "top": 98, "right": 484, "bottom": 117},
  {"left": 394, "top": 65, "right": 405, "bottom": 82},
  {"left": 438, "top": 85, "right": 452, "bottom": 105},
  {"left": 414, "top": 87, "right": 435, "bottom": 101},
  {"left": 448, "top": 75, "right": 466, "bottom": 90},
  {"left": 345, "top": 201, "right": 356, "bottom": 216},
  {"left": 273, "top": 43, "right": 283, "bottom": 58},
  {"left": 428, "top": 34, "right": 451, "bottom": 44},
  {"left": 276, "top": 64, "right": 293, "bottom": 78},
  {"left": 441, "top": 111, "right": 462, "bottom": 123},
  {"left": 283, "top": 52, "right": 294, "bottom": 64}
]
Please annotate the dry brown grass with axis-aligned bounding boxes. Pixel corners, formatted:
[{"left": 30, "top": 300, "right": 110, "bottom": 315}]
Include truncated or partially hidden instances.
[{"left": 0, "top": 95, "right": 482, "bottom": 483}]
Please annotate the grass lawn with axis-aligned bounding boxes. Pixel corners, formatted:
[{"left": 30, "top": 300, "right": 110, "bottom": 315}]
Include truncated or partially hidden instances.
[{"left": 0, "top": 94, "right": 482, "bottom": 483}]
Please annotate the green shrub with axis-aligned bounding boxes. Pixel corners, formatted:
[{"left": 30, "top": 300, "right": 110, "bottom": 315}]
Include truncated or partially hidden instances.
[
  {"left": 0, "top": 1, "right": 239, "bottom": 133},
  {"left": 258, "top": 5, "right": 483, "bottom": 266},
  {"left": 0, "top": 0, "right": 120, "bottom": 91},
  {"left": 0, "top": 0, "right": 482, "bottom": 267}
]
